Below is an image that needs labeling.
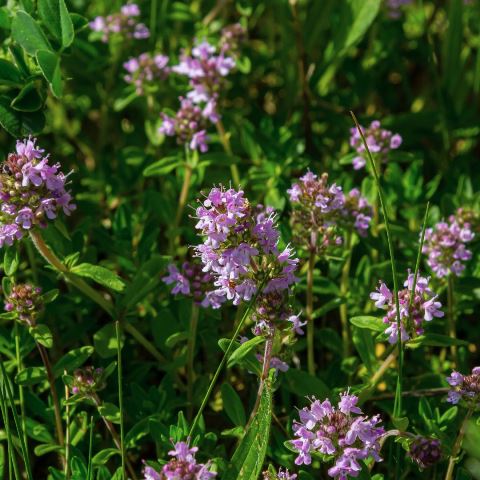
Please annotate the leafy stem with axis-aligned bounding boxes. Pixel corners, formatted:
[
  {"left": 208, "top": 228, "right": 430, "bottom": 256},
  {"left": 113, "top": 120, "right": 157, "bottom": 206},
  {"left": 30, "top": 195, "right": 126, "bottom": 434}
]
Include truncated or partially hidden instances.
[{"left": 216, "top": 119, "right": 241, "bottom": 187}]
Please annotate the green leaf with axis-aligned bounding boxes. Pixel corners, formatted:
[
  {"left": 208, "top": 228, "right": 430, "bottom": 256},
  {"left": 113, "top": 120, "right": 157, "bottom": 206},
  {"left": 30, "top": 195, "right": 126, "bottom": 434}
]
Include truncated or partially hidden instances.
[
  {"left": 12, "top": 10, "right": 52, "bottom": 56},
  {"left": 221, "top": 383, "right": 246, "bottom": 427},
  {"left": 98, "top": 402, "right": 121, "bottom": 424},
  {"left": 42, "top": 289, "right": 59, "bottom": 304},
  {"left": 92, "top": 448, "right": 120, "bottom": 465},
  {"left": 143, "top": 156, "right": 181, "bottom": 176},
  {"left": 350, "top": 316, "right": 385, "bottom": 332},
  {"left": 94, "top": 324, "right": 123, "bottom": 359},
  {"left": 71, "top": 263, "right": 125, "bottom": 292},
  {"left": 392, "top": 416, "right": 409, "bottom": 431},
  {"left": 3, "top": 248, "right": 19, "bottom": 276},
  {"left": 36, "top": 50, "right": 62, "bottom": 98},
  {"left": 53, "top": 346, "right": 94, "bottom": 377},
  {"left": 224, "top": 381, "right": 272, "bottom": 480},
  {"left": 0, "top": 60, "right": 22, "bottom": 86},
  {"left": 284, "top": 369, "right": 331, "bottom": 398},
  {"left": 218, "top": 338, "right": 261, "bottom": 376},
  {"left": 406, "top": 334, "right": 469, "bottom": 348},
  {"left": 227, "top": 336, "right": 264, "bottom": 368},
  {"left": 10, "top": 82, "right": 43, "bottom": 112},
  {"left": 29, "top": 324, "right": 53, "bottom": 348},
  {"left": 15, "top": 366, "right": 47, "bottom": 386},
  {"left": 0, "top": 95, "right": 21, "bottom": 135},
  {"left": 38, "top": 0, "right": 74, "bottom": 48}
]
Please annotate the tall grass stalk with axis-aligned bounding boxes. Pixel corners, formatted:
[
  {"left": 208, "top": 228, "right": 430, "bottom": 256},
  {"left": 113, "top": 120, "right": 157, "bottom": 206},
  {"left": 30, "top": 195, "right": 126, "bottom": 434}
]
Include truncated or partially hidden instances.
[
  {"left": 187, "top": 304, "right": 200, "bottom": 420},
  {"left": 0, "top": 358, "right": 33, "bottom": 480},
  {"left": 350, "top": 112, "right": 403, "bottom": 478},
  {"left": 0, "top": 381, "right": 20, "bottom": 480},
  {"left": 116, "top": 321, "right": 126, "bottom": 480},
  {"left": 86, "top": 416, "right": 94, "bottom": 480}
]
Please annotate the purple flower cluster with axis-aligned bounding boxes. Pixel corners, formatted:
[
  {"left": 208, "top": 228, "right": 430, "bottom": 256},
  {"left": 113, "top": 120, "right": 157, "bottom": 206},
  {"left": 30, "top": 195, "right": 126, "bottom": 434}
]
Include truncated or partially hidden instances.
[
  {"left": 407, "top": 436, "right": 442, "bottom": 469},
  {"left": 288, "top": 172, "right": 373, "bottom": 254},
  {"left": 219, "top": 23, "right": 246, "bottom": 55},
  {"left": 446, "top": 366, "right": 480, "bottom": 407},
  {"left": 339, "top": 188, "right": 373, "bottom": 238},
  {"left": 263, "top": 468, "right": 297, "bottom": 480},
  {"left": 290, "top": 392, "right": 384, "bottom": 479},
  {"left": 422, "top": 210, "right": 474, "bottom": 278},
  {"left": 385, "top": 0, "right": 413, "bottom": 19},
  {"left": 159, "top": 97, "right": 212, "bottom": 152},
  {"left": 124, "top": 53, "right": 169, "bottom": 94},
  {"left": 370, "top": 271, "right": 444, "bottom": 344},
  {"left": 0, "top": 137, "right": 76, "bottom": 248},
  {"left": 350, "top": 120, "right": 402, "bottom": 170},
  {"left": 143, "top": 441, "right": 216, "bottom": 479},
  {"left": 89, "top": 3, "right": 149, "bottom": 43},
  {"left": 4, "top": 283, "right": 43, "bottom": 326},
  {"left": 172, "top": 40, "right": 236, "bottom": 118},
  {"left": 195, "top": 187, "right": 298, "bottom": 306},
  {"left": 162, "top": 261, "right": 225, "bottom": 309},
  {"left": 71, "top": 366, "right": 106, "bottom": 397}
]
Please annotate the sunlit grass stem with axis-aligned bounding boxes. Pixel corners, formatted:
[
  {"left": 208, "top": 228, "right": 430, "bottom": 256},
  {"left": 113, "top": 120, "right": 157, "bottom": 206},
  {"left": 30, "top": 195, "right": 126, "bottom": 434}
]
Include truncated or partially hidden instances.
[
  {"left": 0, "top": 381, "right": 21, "bottom": 480},
  {"left": 339, "top": 231, "right": 353, "bottom": 357},
  {"left": 116, "top": 321, "right": 126, "bottom": 480},
  {"left": 188, "top": 279, "right": 266, "bottom": 436}
]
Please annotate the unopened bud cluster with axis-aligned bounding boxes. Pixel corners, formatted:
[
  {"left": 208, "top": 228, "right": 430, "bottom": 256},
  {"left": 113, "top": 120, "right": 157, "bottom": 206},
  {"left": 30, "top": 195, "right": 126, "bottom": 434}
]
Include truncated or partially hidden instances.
[
  {"left": 71, "top": 366, "right": 106, "bottom": 397},
  {"left": 4, "top": 283, "right": 43, "bottom": 326}
]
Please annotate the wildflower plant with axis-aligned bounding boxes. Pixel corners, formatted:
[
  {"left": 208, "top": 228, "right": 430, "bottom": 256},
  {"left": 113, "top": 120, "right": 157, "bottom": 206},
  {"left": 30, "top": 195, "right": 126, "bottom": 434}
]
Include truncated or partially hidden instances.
[{"left": 370, "top": 270, "right": 444, "bottom": 343}]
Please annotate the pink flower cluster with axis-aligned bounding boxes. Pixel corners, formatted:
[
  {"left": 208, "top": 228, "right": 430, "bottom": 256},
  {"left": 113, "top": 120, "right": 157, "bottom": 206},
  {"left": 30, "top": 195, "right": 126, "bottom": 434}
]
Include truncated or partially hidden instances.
[
  {"left": 89, "top": 3, "right": 149, "bottom": 43},
  {"left": 422, "top": 210, "right": 474, "bottom": 278},
  {"left": 162, "top": 261, "right": 225, "bottom": 309},
  {"left": 446, "top": 366, "right": 480, "bottom": 407},
  {"left": 159, "top": 37, "right": 238, "bottom": 153},
  {"left": 124, "top": 53, "right": 169, "bottom": 94},
  {"left": 195, "top": 187, "right": 298, "bottom": 306},
  {"left": 0, "top": 137, "right": 76, "bottom": 248},
  {"left": 143, "top": 441, "right": 216, "bottom": 479},
  {"left": 290, "top": 392, "right": 384, "bottom": 479},
  {"left": 288, "top": 172, "right": 372, "bottom": 254},
  {"left": 370, "top": 271, "right": 444, "bottom": 344},
  {"left": 350, "top": 120, "right": 402, "bottom": 170}
]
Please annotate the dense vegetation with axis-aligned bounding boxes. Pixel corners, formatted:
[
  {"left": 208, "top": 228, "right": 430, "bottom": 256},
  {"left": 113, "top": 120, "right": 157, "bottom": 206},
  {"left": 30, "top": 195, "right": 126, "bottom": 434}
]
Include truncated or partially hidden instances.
[{"left": 0, "top": 0, "right": 480, "bottom": 479}]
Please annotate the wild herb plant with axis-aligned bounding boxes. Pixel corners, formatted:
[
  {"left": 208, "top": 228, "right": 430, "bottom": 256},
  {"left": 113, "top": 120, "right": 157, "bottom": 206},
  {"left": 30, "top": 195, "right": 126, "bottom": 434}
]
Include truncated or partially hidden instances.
[{"left": 0, "top": 1, "right": 479, "bottom": 479}]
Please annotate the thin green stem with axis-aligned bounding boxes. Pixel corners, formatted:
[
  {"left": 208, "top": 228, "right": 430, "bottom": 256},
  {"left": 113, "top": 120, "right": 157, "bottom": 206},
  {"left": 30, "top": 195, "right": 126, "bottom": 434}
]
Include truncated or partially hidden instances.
[
  {"left": 187, "top": 304, "right": 200, "bottom": 420},
  {"left": 36, "top": 343, "right": 65, "bottom": 459},
  {"left": 29, "top": 230, "right": 167, "bottom": 364},
  {"left": 0, "top": 381, "right": 21, "bottom": 480},
  {"left": 408, "top": 202, "right": 430, "bottom": 312},
  {"left": 13, "top": 322, "right": 28, "bottom": 454},
  {"left": 116, "top": 321, "right": 126, "bottom": 480},
  {"left": 445, "top": 408, "right": 473, "bottom": 480},
  {"left": 188, "top": 281, "right": 266, "bottom": 436},
  {"left": 306, "top": 250, "right": 316, "bottom": 375},
  {"left": 350, "top": 112, "right": 403, "bottom": 417},
  {"left": 216, "top": 119, "right": 241, "bottom": 187},
  {"left": 86, "top": 416, "right": 94, "bottom": 480},
  {"left": 0, "top": 358, "right": 33, "bottom": 480},
  {"left": 340, "top": 232, "right": 353, "bottom": 357}
]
